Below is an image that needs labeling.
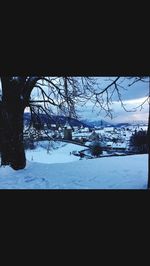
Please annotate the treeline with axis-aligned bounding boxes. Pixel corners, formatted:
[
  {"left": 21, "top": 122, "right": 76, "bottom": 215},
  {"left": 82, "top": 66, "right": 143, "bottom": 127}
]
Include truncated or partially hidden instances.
[{"left": 130, "top": 130, "right": 148, "bottom": 153}]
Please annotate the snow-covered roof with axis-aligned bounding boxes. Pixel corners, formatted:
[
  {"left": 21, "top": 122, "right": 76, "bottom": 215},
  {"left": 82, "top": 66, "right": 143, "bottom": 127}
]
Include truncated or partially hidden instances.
[
  {"left": 112, "top": 143, "right": 126, "bottom": 149},
  {"left": 107, "top": 142, "right": 113, "bottom": 146},
  {"left": 64, "top": 121, "right": 72, "bottom": 129},
  {"left": 89, "top": 131, "right": 99, "bottom": 140},
  {"left": 104, "top": 127, "right": 114, "bottom": 131}
]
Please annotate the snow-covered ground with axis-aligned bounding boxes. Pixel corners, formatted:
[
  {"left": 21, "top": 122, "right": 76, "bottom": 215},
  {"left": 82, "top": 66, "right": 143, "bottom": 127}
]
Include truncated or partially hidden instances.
[
  {"left": 0, "top": 143, "right": 148, "bottom": 189},
  {"left": 26, "top": 141, "right": 84, "bottom": 164}
]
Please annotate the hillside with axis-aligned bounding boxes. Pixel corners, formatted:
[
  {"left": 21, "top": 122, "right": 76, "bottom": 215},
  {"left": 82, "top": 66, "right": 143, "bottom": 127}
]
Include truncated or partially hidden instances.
[
  {"left": 24, "top": 113, "right": 91, "bottom": 128},
  {"left": 0, "top": 152, "right": 147, "bottom": 189},
  {"left": 80, "top": 119, "right": 113, "bottom": 127}
]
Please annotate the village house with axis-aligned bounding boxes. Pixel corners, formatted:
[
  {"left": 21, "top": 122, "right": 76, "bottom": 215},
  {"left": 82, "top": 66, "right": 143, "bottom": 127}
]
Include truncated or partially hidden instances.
[
  {"left": 89, "top": 130, "right": 100, "bottom": 141},
  {"left": 104, "top": 127, "right": 114, "bottom": 133}
]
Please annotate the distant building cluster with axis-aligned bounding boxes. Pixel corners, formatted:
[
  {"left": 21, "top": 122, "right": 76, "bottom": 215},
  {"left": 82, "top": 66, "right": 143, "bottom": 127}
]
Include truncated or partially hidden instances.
[{"left": 23, "top": 116, "right": 148, "bottom": 154}]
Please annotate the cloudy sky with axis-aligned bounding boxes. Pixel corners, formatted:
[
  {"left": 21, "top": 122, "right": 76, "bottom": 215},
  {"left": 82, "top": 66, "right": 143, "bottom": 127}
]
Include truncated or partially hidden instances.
[
  {"left": 0, "top": 77, "right": 149, "bottom": 123},
  {"left": 77, "top": 77, "right": 149, "bottom": 123},
  {"left": 78, "top": 97, "right": 149, "bottom": 123}
]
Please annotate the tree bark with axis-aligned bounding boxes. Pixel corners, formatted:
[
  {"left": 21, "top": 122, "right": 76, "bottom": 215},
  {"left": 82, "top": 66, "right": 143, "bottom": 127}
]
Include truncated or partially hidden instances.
[
  {"left": 0, "top": 76, "right": 41, "bottom": 170},
  {"left": 0, "top": 77, "right": 26, "bottom": 170},
  {"left": 0, "top": 100, "right": 26, "bottom": 170}
]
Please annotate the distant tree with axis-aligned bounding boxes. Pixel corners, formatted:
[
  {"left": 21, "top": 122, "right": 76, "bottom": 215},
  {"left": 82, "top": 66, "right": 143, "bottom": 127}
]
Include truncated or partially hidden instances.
[
  {"left": 112, "top": 137, "right": 118, "bottom": 143},
  {"left": 130, "top": 130, "right": 148, "bottom": 154},
  {"left": 32, "top": 114, "right": 44, "bottom": 131},
  {"left": 24, "top": 137, "right": 35, "bottom": 150},
  {"left": 90, "top": 141, "right": 103, "bottom": 157}
]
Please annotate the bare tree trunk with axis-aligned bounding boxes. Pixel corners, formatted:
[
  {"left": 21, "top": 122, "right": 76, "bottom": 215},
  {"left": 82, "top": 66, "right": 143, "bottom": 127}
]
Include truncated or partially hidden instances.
[
  {"left": 0, "top": 77, "right": 26, "bottom": 170},
  {"left": 0, "top": 76, "right": 41, "bottom": 170},
  {"left": 0, "top": 100, "right": 26, "bottom": 170}
]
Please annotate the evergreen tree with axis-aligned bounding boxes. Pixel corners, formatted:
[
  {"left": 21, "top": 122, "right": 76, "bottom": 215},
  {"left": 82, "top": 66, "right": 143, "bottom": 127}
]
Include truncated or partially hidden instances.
[
  {"left": 90, "top": 141, "right": 103, "bottom": 157},
  {"left": 130, "top": 130, "right": 148, "bottom": 154}
]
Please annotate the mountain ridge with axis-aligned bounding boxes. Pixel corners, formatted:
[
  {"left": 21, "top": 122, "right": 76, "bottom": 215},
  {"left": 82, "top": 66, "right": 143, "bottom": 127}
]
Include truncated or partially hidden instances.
[
  {"left": 24, "top": 113, "right": 92, "bottom": 128},
  {"left": 24, "top": 113, "right": 148, "bottom": 128}
]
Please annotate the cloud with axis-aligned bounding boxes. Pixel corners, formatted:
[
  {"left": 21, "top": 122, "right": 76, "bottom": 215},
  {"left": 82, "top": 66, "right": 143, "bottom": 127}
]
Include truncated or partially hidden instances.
[{"left": 77, "top": 96, "right": 149, "bottom": 123}]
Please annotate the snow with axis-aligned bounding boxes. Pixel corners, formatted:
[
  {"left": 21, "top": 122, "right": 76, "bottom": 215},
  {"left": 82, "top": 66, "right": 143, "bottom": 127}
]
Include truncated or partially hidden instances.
[
  {"left": 0, "top": 125, "right": 148, "bottom": 189},
  {"left": 26, "top": 141, "right": 84, "bottom": 164},
  {"left": 112, "top": 143, "right": 126, "bottom": 149},
  {"left": 0, "top": 152, "right": 148, "bottom": 189}
]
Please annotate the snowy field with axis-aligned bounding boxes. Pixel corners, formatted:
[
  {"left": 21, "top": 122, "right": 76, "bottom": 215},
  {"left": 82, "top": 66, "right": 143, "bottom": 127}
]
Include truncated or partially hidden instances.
[
  {"left": 25, "top": 141, "right": 84, "bottom": 164},
  {"left": 0, "top": 144, "right": 148, "bottom": 189}
]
